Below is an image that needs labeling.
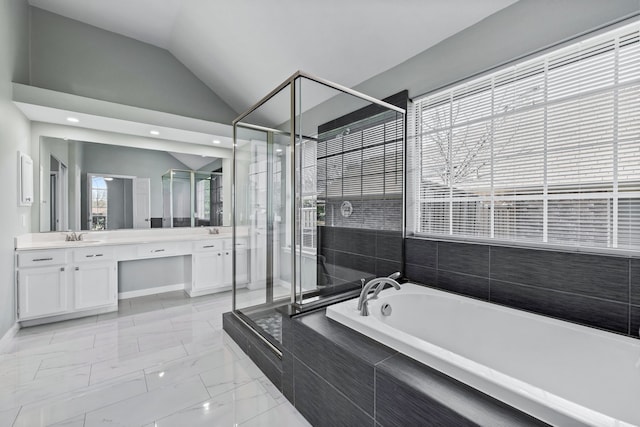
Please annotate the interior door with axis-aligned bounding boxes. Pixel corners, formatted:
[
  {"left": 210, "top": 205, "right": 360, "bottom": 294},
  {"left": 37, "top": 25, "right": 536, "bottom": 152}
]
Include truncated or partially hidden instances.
[
  {"left": 133, "top": 178, "right": 151, "bottom": 228},
  {"left": 58, "top": 162, "right": 68, "bottom": 231}
]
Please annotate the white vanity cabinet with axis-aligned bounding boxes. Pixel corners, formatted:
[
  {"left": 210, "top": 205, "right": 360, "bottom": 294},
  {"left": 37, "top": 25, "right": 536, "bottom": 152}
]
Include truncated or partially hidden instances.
[
  {"left": 15, "top": 231, "right": 249, "bottom": 325},
  {"left": 17, "top": 250, "right": 69, "bottom": 320},
  {"left": 16, "top": 247, "right": 118, "bottom": 324},
  {"left": 72, "top": 247, "right": 118, "bottom": 310},
  {"left": 232, "top": 239, "right": 248, "bottom": 284},
  {"left": 189, "top": 239, "right": 225, "bottom": 296},
  {"left": 187, "top": 238, "right": 249, "bottom": 297}
]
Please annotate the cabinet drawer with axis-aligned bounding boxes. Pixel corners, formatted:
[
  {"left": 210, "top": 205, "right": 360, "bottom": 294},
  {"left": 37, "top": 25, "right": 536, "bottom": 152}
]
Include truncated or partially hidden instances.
[
  {"left": 73, "top": 247, "right": 115, "bottom": 263},
  {"left": 193, "top": 240, "right": 223, "bottom": 252},
  {"left": 18, "top": 250, "right": 67, "bottom": 268},
  {"left": 137, "top": 243, "right": 177, "bottom": 258},
  {"left": 223, "top": 239, "right": 245, "bottom": 250}
]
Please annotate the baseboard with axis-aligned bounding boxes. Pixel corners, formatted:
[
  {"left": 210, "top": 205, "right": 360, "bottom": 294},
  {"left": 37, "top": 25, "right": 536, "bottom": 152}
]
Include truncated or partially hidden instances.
[
  {"left": 19, "top": 305, "right": 117, "bottom": 328},
  {"left": 0, "top": 323, "right": 20, "bottom": 352},
  {"left": 185, "top": 285, "right": 233, "bottom": 298},
  {"left": 118, "top": 283, "right": 185, "bottom": 300}
]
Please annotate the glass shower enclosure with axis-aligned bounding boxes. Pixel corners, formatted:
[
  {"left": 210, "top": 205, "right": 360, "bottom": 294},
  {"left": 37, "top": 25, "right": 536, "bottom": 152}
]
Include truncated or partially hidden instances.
[
  {"left": 232, "top": 71, "right": 405, "bottom": 350},
  {"left": 162, "top": 169, "right": 223, "bottom": 228}
]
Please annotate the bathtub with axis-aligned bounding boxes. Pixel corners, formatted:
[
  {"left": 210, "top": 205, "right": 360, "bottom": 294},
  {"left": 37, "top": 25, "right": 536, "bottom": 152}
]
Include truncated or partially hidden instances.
[{"left": 326, "top": 283, "right": 640, "bottom": 427}]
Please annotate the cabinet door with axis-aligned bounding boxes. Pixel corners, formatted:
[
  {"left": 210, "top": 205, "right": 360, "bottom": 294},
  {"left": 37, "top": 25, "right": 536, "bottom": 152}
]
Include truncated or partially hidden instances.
[
  {"left": 18, "top": 266, "right": 68, "bottom": 320},
  {"left": 193, "top": 252, "right": 224, "bottom": 290},
  {"left": 74, "top": 262, "right": 117, "bottom": 310},
  {"left": 223, "top": 250, "right": 233, "bottom": 286},
  {"left": 234, "top": 247, "right": 248, "bottom": 284}
]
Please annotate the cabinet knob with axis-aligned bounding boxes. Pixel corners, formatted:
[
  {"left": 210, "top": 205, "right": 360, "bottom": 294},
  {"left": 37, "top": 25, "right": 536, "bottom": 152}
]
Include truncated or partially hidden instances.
[
  {"left": 75, "top": 267, "right": 80, "bottom": 271},
  {"left": 60, "top": 267, "right": 65, "bottom": 272},
  {"left": 218, "top": 253, "right": 221, "bottom": 256}
]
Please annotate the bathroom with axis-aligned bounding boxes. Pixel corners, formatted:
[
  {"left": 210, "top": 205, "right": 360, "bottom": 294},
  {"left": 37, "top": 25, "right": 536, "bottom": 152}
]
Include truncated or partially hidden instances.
[{"left": 1, "top": 1, "right": 640, "bottom": 426}]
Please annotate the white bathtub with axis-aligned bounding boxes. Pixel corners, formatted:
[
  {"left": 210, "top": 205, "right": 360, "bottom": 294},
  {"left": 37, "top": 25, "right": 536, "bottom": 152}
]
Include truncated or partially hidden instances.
[{"left": 326, "top": 283, "right": 640, "bottom": 427}]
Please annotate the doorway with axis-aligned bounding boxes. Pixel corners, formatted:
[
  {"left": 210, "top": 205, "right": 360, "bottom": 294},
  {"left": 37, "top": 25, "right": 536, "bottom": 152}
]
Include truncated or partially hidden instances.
[{"left": 49, "top": 155, "right": 68, "bottom": 231}]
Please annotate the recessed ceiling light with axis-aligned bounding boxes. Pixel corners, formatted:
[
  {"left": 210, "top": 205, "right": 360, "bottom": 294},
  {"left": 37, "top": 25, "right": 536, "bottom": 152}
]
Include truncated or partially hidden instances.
[
  {"left": 212, "top": 140, "right": 221, "bottom": 144},
  {"left": 66, "top": 117, "right": 79, "bottom": 123},
  {"left": 276, "top": 149, "right": 283, "bottom": 153},
  {"left": 150, "top": 130, "right": 160, "bottom": 136}
]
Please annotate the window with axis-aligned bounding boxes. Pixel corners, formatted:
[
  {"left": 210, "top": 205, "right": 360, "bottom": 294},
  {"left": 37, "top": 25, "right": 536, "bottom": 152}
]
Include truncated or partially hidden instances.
[
  {"left": 410, "top": 22, "right": 640, "bottom": 251},
  {"left": 300, "top": 140, "right": 318, "bottom": 251}
]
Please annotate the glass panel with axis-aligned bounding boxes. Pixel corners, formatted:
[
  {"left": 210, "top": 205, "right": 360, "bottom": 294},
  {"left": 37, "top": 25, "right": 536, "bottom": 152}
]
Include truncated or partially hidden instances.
[
  {"left": 170, "top": 170, "right": 192, "bottom": 227},
  {"left": 193, "top": 172, "right": 211, "bottom": 227},
  {"left": 295, "top": 75, "right": 405, "bottom": 306},
  {"left": 233, "top": 83, "right": 292, "bottom": 346},
  {"left": 232, "top": 74, "right": 406, "bottom": 346}
]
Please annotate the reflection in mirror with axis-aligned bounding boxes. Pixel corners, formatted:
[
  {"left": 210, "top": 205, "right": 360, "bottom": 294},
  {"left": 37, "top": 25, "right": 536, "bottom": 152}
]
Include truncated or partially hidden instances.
[
  {"left": 48, "top": 155, "right": 68, "bottom": 231},
  {"left": 87, "top": 174, "right": 139, "bottom": 230},
  {"left": 161, "top": 169, "right": 223, "bottom": 228},
  {"left": 39, "top": 137, "right": 224, "bottom": 232}
]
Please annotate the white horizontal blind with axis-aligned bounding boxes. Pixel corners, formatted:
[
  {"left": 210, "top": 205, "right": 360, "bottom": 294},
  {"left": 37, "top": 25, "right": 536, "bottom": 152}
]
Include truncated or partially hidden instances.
[
  {"left": 412, "top": 22, "right": 640, "bottom": 251},
  {"left": 317, "top": 110, "right": 404, "bottom": 200}
]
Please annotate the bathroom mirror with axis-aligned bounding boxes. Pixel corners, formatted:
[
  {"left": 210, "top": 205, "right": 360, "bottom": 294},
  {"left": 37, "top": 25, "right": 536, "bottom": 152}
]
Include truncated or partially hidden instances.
[{"left": 38, "top": 137, "right": 226, "bottom": 232}]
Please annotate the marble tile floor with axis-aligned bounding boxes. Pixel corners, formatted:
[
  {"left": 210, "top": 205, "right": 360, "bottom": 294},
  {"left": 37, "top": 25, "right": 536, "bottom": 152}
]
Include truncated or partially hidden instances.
[{"left": 0, "top": 290, "right": 311, "bottom": 427}]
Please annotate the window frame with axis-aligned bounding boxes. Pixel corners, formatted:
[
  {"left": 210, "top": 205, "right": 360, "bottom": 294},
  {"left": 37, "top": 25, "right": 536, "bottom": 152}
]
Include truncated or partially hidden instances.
[{"left": 409, "top": 20, "right": 640, "bottom": 257}]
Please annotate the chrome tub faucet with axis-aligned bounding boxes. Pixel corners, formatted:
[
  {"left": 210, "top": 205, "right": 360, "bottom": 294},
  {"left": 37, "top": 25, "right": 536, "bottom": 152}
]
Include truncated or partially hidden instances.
[{"left": 357, "top": 272, "right": 401, "bottom": 316}]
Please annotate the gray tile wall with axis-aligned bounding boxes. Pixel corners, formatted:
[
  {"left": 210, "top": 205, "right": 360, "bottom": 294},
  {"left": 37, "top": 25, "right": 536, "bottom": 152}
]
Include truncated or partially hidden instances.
[
  {"left": 324, "top": 199, "right": 403, "bottom": 231},
  {"left": 404, "top": 237, "right": 640, "bottom": 338},
  {"left": 319, "top": 226, "right": 402, "bottom": 286}
]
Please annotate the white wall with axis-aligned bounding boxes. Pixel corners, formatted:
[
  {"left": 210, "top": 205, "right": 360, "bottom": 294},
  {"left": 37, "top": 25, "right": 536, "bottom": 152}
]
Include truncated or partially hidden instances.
[
  {"left": 29, "top": 7, "right": 238, "bottom": 124},
  {"left": 0, "top": 0, "right": 31, "bottom": 338}
]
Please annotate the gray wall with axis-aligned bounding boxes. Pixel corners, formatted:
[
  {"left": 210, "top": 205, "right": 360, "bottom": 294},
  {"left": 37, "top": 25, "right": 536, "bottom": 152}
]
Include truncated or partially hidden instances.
[
  {"left": 0, "top": 0, "right": 31, "bottom": 339},
  {"left": 360, "top": 0, "right": 640, "bottom": 99},
  {"left": 82, "top": 142, "right": 189, "bottom": 219},
  {"left": 39, "top": 137, "right": 85, "bottom": 231},
  {"left": 29, "top": 7, "right": 237, "bottom": 123},
  {"left": 118, "top": 257, "right": 187, "bottom": 293},
  {"left": 304, "top": 0, "right": 640, "bottom": 127}
]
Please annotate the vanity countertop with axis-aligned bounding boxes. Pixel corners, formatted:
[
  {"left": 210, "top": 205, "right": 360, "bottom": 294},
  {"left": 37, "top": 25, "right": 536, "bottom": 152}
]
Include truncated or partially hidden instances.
[{"left": 15, "top": 228, "right": 245, "bottom": 251}]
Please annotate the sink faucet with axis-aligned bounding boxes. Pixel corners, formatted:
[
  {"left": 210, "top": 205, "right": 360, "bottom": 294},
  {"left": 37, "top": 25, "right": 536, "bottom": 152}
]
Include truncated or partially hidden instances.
[
  {"left": 208, "top": 227, "right": 219, "bottom": 235},
  {"left": 357, "top": 272, "right": 401, "bottom": 316},
  {"left": 65, "top": 231, "right": 86, "bottom": 241}
]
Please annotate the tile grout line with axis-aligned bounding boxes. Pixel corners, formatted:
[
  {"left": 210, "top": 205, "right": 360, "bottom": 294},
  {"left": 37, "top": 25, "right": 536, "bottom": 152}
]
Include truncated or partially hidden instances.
[
  {"left": 373, "top": 364, "right": 377, "bottom": 422},
  {"left": 197, "top": 373, "right": 211, "bottom": 399},
  {"left": 488, "top": 246, "right": 492, "bottom": 301},
  {"left": 629, "top": 259, "right": 632, "bottom": 335},
  {"left": 31, "top": 359, "right": 43, "bottom": 381},
  {"left": 88, "top": 364, "right": 93, "bottom": 387},
  {"left": 294, "top": 354, "right": 374, "bottom": 421},
  {"left": 10, "top": 405, "right": 22, "bottom": 427}
]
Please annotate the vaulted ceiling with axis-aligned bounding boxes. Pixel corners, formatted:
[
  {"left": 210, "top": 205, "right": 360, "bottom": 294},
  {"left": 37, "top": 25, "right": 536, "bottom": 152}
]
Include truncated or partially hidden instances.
[{"left": 28, "top": 0, "right": 516, "bottom": 117}]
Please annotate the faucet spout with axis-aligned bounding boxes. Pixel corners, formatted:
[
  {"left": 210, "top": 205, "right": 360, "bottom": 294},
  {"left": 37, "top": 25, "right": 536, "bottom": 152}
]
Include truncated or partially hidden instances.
[{"left": 357, "top": 272, "right": 402, "bottom": 316}]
